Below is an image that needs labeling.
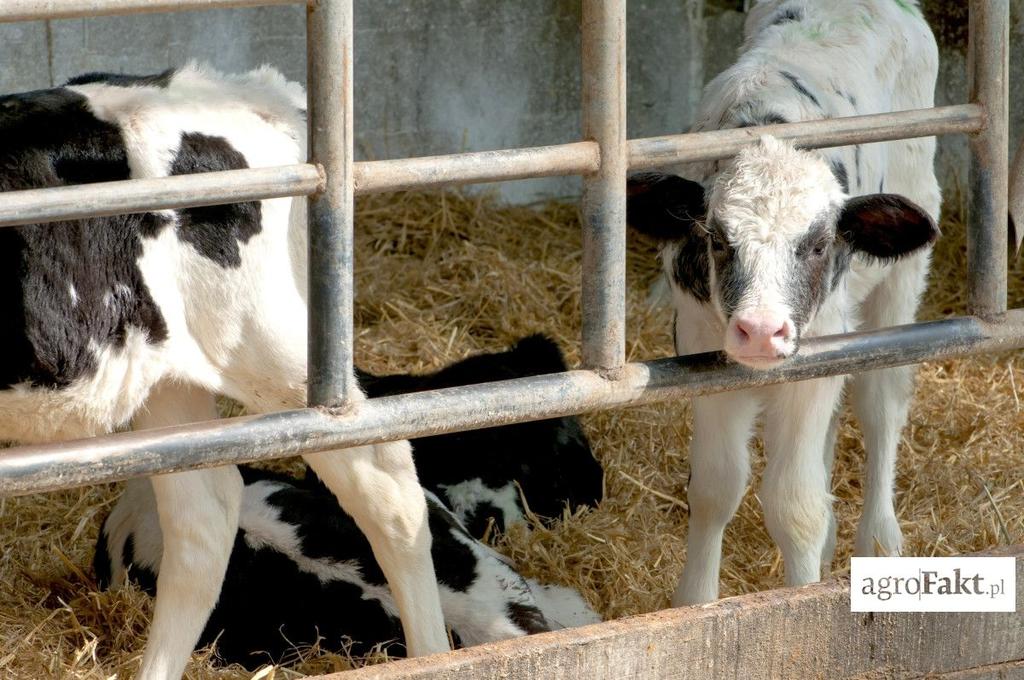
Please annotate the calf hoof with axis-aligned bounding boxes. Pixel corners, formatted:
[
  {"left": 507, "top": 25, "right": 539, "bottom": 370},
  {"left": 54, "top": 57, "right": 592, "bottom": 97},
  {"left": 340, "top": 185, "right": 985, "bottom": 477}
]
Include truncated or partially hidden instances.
[{"left": 855, "top": 513, "right": 903, "bottom": 557}]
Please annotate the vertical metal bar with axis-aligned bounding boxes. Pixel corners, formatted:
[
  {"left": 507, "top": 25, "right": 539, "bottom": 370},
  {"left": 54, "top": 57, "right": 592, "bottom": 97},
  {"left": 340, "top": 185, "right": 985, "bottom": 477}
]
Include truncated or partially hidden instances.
[
  {"left": 966, "top": 0, "right": 1009, "bottom": 317},
  {"left": 307, "top": 0, "right": 354, "bottom": 407},
  {"left": 580, "top": 0, "right": 627, "bottom": 371}
]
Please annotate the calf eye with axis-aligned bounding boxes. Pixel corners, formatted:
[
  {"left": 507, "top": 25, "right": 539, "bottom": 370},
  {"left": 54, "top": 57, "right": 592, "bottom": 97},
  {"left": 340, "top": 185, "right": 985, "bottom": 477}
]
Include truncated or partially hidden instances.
[
  {"left": 709, "top": 232, "right": 727, "bottom": 254},
  {"left": 811, "top": 242, "right": 827, "bottom": 256}
]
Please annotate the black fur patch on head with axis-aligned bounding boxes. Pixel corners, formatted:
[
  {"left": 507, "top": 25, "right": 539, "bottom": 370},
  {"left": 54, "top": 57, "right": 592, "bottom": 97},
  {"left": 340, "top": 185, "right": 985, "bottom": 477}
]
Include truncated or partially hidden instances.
[
  {"left": 771, "top": 7, "right": 803, "bottom": 25},
  {"left": 709, "top": 221, "right": 746, "bottom": 317},
  {"left": 669, "top": 230, "right": 712, "bottom": 303},
  {"left": 779, "top": 71, "right": 821, "bottom": 109},
  {"left": 425, "top": 497, "right": 478, "bottom": 592},
  {"left": 627, "top": 173, "right": 711, "bottom": 303},
  {"left": 506, "top": 602, "right": 549, "bottom": 635},
  {"left": 169, "top": 133, "right": 262, "bottom": 267},
  {"left": 786, "top": 218, "right": 838, "bottom": 327},
  {"left": 830, "top": 159, "right": 850, "bottom": 194},
  {"left": 0, "top": 86, "right": 169, "bottom": 389},
  {"left": 64, "top": 69, "right": 175, "bottom": 88},
  {"left": 354, "top": 334, "right": 603, "bottom": 535}
]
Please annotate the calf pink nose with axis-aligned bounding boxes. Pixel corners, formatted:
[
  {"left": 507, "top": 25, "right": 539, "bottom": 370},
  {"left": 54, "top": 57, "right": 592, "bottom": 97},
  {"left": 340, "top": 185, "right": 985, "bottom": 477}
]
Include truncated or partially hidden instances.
[{"left": 732, "top": 313, "right": 794, "bottom": 355}]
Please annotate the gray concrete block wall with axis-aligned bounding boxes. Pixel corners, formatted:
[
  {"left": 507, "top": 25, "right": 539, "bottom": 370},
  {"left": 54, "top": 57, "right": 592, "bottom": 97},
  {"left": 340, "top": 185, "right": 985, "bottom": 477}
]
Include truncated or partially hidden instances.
[{"left": 0, "top": 2, "right": 1019, "bottom": 203}]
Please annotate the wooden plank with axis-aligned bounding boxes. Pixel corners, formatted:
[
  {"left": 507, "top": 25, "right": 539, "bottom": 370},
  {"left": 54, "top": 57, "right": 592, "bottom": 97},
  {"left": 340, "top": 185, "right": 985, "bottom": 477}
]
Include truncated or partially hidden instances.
[{"left": 321, "top": 547, "right": 1023, "bottom": 680}]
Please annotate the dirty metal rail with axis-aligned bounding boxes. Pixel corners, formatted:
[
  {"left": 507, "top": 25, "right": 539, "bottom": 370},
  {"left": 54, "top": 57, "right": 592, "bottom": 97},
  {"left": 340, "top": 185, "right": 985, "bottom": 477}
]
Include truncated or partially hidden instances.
[
  {"left": 1, "top": 310, "right": 1022, "bottom": 497},
  {"left": 0, "top": 106, "right": 984, "bottom": 229},
  {"left": 0, "top": 0, "right": 303, "bottom": 22}
]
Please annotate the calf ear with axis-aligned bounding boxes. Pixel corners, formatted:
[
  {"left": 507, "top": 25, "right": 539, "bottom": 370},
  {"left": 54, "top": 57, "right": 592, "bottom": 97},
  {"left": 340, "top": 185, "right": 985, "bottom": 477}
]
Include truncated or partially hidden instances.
[
  {"left": 838, "top": 194, "right": 939, "bottom": 260},
  {"left": 627, "top": 172, "right": 706, "bottom": 242}
]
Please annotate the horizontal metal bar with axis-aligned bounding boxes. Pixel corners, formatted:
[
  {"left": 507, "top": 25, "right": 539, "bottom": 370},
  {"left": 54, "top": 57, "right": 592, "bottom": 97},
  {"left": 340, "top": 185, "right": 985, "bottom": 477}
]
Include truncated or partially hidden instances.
[
  {"left": 354, "top": 141, "right": 600, "bottom": 194},
  {"left": 0, "top": 0, "right": 303, "bottom": 23},
  {"left": 628, "top": 104, "right": 984, "bottom": 169},
  {"left": 2, "top": 310, "right": 1023, "bottom": 497},
  {"left": 0, "top": 164, "right": 323, "bottom": 228}
]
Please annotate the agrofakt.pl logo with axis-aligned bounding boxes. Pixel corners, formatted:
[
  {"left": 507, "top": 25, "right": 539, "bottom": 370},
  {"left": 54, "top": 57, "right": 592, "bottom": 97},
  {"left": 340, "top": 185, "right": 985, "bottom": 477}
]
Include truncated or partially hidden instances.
[{"left": 851, "top": 557, "right": 1016, "bottom": 612}]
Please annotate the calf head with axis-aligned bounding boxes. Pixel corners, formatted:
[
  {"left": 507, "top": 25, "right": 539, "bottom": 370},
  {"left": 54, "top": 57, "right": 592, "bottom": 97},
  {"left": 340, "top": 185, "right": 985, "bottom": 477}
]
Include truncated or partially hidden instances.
[{"left": 628, "top": 136, "right": 937, "bottom": 369}]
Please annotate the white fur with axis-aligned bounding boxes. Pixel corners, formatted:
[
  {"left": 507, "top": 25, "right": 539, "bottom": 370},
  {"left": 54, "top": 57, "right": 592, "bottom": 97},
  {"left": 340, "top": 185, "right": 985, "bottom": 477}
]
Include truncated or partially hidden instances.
[
  {"left": 0, "top": 64, "right": 447, "bottom": 678},
  {"left": 663, "top": 1, "right": 940, "bottom": 605}
]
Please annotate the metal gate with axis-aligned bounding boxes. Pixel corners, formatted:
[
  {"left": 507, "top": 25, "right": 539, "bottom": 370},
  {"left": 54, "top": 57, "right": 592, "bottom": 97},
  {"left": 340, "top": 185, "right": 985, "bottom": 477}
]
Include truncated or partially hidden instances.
[{"left": 0, "top": 0, "right": 1015, "bottom": 560}]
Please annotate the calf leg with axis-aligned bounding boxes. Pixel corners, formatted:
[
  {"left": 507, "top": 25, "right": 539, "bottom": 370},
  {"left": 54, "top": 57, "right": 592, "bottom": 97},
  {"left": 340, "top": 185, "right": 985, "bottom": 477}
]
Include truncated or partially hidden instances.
[
  {"left": 851, "top": 254, "right": 928, "bottom": 557},
  {"left": 673, "top": 391, "right": 761, "bottom": 606},
  {"left": 305, "top": 438, "right": 449, "bottom": 656},
  {"left": 821, "top": 409, "right": 840, "bottom": 572},
  {"left": 761, "top": 376, "right": 844, "bottom": 587},
  {"left": 134, "top": 384, "right": 243, "bottom": 680},
  {"left": 851, "top": 365, "right": 910, "bottom": 556}
]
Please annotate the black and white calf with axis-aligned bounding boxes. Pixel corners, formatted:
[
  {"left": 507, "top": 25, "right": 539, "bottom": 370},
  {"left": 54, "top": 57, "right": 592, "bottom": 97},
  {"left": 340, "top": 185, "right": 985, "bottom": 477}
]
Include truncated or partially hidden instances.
[
  {"left": 0, "top": 65, "right": 448, "bottom": 678},
  {"left": 627, "top": 0, "right": 940, "bottom": 604},
  {"left": 351, "top": 335, "right": 604, "bottom": 537},
  {"left": 96, "top": 466, "right": 600, "bottom": 668}
]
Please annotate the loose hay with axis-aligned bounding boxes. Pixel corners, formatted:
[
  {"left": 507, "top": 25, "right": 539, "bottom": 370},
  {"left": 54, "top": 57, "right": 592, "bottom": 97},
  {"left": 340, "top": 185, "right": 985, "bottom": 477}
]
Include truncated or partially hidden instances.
[{"left": 0, "top": 190, "right": 1020, "bottom": 678}]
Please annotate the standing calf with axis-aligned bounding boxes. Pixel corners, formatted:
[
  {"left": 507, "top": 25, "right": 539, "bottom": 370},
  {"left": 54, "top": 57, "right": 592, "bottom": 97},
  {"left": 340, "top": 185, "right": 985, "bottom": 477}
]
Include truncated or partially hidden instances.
[
  {"left": 627, "top": 0, "right": 940, "bottom": 604},
  {"left": 0, "top": 65, "right": 447, "bottom": 678}
]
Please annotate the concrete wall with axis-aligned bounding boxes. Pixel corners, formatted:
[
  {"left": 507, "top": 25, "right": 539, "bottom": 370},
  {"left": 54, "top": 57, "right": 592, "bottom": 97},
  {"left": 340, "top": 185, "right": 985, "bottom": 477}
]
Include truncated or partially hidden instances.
[{"left": 0, "top": 1, "right": 1019, "bottom": 203}]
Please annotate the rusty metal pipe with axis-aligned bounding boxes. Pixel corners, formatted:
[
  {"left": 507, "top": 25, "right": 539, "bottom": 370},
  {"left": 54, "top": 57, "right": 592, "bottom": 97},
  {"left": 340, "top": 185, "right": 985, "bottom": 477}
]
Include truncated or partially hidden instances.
[
  {"left": 580, "top": 0, "right": 627, "bottom": 371},
  {"left": 967, "top": 0, "right": 1010, "bottom": 317},
  {"left": 1, "top": 310, "right": 1023, "bottom": 497},
  {"left": 0, "top": 0, "right": 303, "bottom": 22},
  {"left": 355, "top": 141, "right": 600, "bottom": 194},
  {"left": 306, "top": 0, "right": 355, "bottom": 407},
  {"left": 0, "top": 164, "right": 323, "bottom": 228},
  {"left": 0, "top": 106, "right": 982, "bottom": 230},
  {"left": 628, "top": 104, "right": 984, "bottom": 169}
]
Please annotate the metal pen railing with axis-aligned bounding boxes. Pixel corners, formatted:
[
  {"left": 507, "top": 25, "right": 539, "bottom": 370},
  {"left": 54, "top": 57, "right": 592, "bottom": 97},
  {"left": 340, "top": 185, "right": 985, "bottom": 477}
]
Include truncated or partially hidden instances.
[{"left": 0, "top": 0, "right": 1014, "bottom": 503}]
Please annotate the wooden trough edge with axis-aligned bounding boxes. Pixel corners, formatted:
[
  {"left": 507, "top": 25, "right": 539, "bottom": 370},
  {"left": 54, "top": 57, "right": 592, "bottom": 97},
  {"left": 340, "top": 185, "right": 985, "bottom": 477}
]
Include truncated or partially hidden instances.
[{"left": 320, "top": 546, "right": 1024, "bottom": 680}]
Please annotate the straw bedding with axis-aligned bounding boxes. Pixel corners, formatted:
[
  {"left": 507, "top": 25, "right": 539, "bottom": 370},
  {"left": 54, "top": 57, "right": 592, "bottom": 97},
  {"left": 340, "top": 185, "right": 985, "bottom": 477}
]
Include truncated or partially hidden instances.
[{"left": 0, "top": 189, "right": 1020, "bottom": 679}]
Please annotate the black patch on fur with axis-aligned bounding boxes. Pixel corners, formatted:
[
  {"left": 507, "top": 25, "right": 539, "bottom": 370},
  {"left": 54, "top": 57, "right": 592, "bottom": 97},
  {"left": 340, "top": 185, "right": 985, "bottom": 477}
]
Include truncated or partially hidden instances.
[
  {"left": 92, "top": 527, "right": 112, "bottom": 590},
  {"left": 879, "top": 177, "right": 885, "bottom": 193},
  {"left": 458, "top": 499, "right": 505, "bottom": 538},
  {"left": 771, "top": 7, "right": 803, "bottom": 25},
  {"left": 64, "top": 69, "right": 175, "bottom": 88},
  {"left": 169, "top": 133, "right": 262, "bottom": 267},
  {"left": 830, "top": 159, "right": 850, "bottom": 194},
  {"left": 506, "top": 602, "right": 549, "bottom": 635},
  {"left": 0, "top": 85, "right": 169, "bottom": 389},
  {"left": 779, "top": 70, "right": 821, "bottom": 109},
  {"left": 671, "top": 234, "right": 712, "bottom": 303},
  {"left": 354, "top": 334, "right": 603, "bottom": 534},
  {"left": 709, "top": 221, "right": 745, "bottom": 317},
  {"left": 201, "top": 529, "right": 406, "bottom": 667},
  {"left": 627, "top": 173, "right": 711, "bottom": 302},
  {"left": 788, "top": 220, "right": 837, "bottom": 327},
  {"left": 735, "top": 111, "right": 790, "bottom": 128},
  {"left": 838, "top": 194, "right": 939, "bottom": 261},
  {"left": 122, "top": 534, "right": 158, "bottom": 594},
  {"left": 426, "top": 496, "right": 478, "bottom": 592}
]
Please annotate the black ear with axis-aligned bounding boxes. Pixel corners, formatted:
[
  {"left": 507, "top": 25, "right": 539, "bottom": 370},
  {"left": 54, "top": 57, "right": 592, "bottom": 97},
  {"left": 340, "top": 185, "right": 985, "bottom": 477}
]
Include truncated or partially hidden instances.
[
  {"left": 626, "top": 172, "right": 706, "bottom": 242},
  {"left": 838, "top": 194, "right": 939, "bottom": 260}
]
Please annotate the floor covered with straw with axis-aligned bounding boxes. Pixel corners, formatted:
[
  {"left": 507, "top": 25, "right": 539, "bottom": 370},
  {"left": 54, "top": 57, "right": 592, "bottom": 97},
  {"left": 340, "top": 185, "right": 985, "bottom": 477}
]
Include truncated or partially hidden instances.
[{"left": 0, "top": 190, "right": 1021, "bottom": 678}]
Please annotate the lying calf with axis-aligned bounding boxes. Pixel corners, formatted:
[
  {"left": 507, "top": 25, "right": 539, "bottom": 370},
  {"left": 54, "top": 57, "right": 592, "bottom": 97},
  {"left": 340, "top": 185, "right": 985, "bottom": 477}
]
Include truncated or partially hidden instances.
[
  {"left": 355, "top": 334, "right": 604, "bottom": 536},
  {"left": 96, "top": 466, "right": 599, "bottom": 668}
]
